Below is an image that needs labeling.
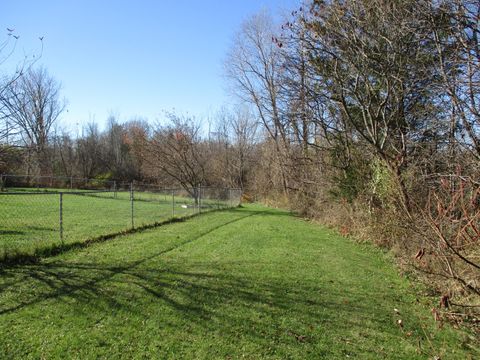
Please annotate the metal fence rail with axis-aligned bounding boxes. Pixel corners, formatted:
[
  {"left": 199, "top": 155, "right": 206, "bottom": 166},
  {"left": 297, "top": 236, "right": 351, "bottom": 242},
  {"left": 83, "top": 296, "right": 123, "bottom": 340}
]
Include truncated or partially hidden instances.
[
  {"left": 0, "top": 183, "right": 242, "bottom": 259},
  {"left": 0, "top": 173, "right": 121, "bottom": 191}
]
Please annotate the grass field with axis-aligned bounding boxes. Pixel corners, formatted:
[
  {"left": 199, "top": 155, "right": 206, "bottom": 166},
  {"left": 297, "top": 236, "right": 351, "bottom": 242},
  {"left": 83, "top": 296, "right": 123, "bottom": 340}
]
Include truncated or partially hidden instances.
[
  {"left": 0, "top": 205, "right": 477, "bottom": 359},
  {"left": 0, "top": 189, "right": 231, "bottom": 259}
]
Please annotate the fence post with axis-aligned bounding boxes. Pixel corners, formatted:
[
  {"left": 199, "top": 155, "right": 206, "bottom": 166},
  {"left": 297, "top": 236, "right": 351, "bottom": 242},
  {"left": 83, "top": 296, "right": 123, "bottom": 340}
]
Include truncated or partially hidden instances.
[
  {"left": 172, "top": 189, "right": 175, "bottom": 217},
  {"left": 59, "top": 192, "right": 64, "bottom": 244},
  {"left": 70, "top": 176, "right": 73, "bottom": 189},
  {"left": 113, "top": 180, "right": 117, "bottom": 198},
  {"left": 198, "top": 186, "right": 201, "bottom": 214},
  {"left": 0, "top": 174, "right": 4, "bottom": 191},
  {"left": 130, "top": 182, "right": 134, "bottom": 229}
]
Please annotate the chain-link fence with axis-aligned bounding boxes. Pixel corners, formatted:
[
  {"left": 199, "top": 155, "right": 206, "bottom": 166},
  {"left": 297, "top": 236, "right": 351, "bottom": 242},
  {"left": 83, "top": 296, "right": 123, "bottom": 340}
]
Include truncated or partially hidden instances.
[
  {"left": 0, "top": 174, "right": 118, "bottom": 191},
  {"left": 0, "top": 181, "right": 242, "bottom": 259}
]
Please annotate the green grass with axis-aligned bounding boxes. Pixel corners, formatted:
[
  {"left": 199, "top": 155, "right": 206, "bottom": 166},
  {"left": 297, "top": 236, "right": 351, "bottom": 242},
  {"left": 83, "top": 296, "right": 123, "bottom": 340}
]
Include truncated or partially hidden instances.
[
  {"left": 0, "top": 189, "right": 230, "bottom": 258},
  {"left": 0, "top": 205, "right": 476, "bottom": 359}
]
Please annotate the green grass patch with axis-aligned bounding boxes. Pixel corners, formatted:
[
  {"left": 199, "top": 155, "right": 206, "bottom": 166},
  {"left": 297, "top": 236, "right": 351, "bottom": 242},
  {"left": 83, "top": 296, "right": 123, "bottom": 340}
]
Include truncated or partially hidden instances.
[
  {"left": 0, "top": 205, "right": 477, "bottom": 359},
  {"left": 0, "top": 190, "right": 229, "bottom": 259}
]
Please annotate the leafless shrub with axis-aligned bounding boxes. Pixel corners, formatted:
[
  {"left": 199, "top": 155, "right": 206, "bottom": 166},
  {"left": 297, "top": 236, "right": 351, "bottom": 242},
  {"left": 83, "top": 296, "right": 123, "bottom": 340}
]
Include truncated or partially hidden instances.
[{"left": 415, "top": 172, "right": 480, "bottom": 303}]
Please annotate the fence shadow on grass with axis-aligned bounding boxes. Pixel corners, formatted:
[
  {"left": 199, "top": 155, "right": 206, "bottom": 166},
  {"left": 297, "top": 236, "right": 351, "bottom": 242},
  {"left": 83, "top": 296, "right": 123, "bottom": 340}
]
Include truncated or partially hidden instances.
[
  {"left": 0, "top": 206, "right": 251, "bottom": 265},
  {"left": 0, "top": 230, "right": 25, "bottom": 236}
]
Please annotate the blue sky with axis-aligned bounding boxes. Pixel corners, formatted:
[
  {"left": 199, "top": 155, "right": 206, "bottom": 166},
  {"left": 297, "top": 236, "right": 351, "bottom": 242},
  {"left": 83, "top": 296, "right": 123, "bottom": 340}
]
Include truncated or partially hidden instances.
[{"left": 2, "top": 0, "right": 299, "bottom": 132}]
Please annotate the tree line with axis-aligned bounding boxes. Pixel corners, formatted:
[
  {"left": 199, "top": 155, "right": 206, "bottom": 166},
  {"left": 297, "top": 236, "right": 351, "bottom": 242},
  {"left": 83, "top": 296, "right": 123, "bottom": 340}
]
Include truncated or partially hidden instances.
[{"left": 0, "top": 65, "right": 259, "bottom": 192}]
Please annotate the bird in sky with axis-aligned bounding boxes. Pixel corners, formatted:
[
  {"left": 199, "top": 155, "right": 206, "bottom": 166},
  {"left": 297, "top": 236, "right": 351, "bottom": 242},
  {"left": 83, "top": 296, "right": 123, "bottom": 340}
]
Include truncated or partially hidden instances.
[
  {"left": 13, "top": 35, "right": 19, "bottom": 40},
  {"left": 7, "top": 28, "right": 14, "bottom": 32},
  {"left": 39, "top": 36, "right": 44, "bottom": 41}
]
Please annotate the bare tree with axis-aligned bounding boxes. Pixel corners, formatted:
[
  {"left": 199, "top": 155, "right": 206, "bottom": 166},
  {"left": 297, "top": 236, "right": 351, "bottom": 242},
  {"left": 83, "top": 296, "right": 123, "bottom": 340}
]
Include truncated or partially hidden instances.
[
  {"left": 225, "top": 10, "right": 291, "bottom": 196},
  {"left": 124, "top": 118, "right": 150, "bottom": 180},
  {"left": 76, "top": 122, "right": 103, "bottom": 179},
  {"left": 144, "top": 113, "right": 206, "bottom": 202},
  {"left": 429, "top": 0, "right": 480, "bottom": 160},
  {"left": 228, "top": 106, "right": 258, "bottom": 190},
  {"left": 1, "top": 67, "right": 65, "bottom": 175},
  {"left": 208, "top": 106, "right": 258, "bottom": 190},
  {"left": 53, "top": 129, "right": 76, "bottom": 178},
  {"left": 1, "top": 31, "right": 22, "bottom": 145},
  {"left": 1, "top": 29, "right": 42, "bottom": 167},
  {"left": 101, "top": 116, "right": 138, "bottom": 179}
]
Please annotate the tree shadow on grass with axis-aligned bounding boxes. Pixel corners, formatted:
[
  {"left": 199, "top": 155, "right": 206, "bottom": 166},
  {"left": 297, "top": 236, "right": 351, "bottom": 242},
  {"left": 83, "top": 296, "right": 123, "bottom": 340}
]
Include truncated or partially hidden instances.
[
  {"left": 0, "top": 206, "right": 443, "bottom": 358},
  {"left": 4, "top": 262, "right": 434, "bottom": 357},
  {"left": 0, "top": 208, "right": 261, "bottom": 312},
  {"left": 0, "top": 262, "right": 425, "bottom": 357},
  {"left": 0, "top": 206, "right": 262, "bottom": 265}
]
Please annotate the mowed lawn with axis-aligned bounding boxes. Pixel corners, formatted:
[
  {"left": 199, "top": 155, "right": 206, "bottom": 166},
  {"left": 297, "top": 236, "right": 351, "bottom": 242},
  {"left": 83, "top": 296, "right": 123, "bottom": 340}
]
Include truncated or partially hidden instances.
[
  {"left": 0, "top": 190, "right": 227, "bottom": 258},
  {"left": 0, "top": 205, "right": 476, "bottom": 359}
]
